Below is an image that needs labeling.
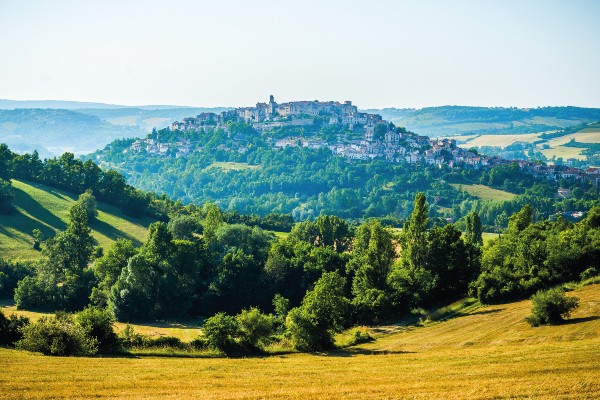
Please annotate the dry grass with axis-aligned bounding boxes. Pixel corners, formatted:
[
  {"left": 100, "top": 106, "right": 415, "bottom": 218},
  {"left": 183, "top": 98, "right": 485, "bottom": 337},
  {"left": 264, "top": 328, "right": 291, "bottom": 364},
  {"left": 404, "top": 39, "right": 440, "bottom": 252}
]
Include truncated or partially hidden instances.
[
  {"left": 1, "top": 284, "right": 598, "bottom": 399},
  {"left": 541, "top": 146, "right": 586, "bottom": 161},
  {"left": 461, "top": 133, "right": 540, "bottom": 148}
]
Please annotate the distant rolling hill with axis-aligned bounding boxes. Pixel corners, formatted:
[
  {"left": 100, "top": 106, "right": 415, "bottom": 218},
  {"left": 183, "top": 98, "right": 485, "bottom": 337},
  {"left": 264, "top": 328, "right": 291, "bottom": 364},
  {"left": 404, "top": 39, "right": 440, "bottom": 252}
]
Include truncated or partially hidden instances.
[
  {"left": 364, "top": 105, "right": 600, "bottom": 137},
  {"left": 0, "top": 105, "right": 232, "bottom": 156},
  {"left": 0, "top": 180, "right": 155, "bottom": 261}
]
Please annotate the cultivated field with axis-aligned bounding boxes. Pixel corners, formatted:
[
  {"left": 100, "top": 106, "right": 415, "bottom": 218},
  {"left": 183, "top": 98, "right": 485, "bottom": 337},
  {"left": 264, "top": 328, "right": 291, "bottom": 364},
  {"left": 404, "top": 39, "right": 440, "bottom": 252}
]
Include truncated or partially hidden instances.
[
  {"left": 460, "top": 133, "right": 540, "bottom": 148},
  {"left": 0, "top": 180, "right": 153, "bottom": 260},
  {"left": 1, "top": 284, "right": 598, "bottom": 399},
  {"left": 450, "top": 183, "right": 517, "bottom": 202}
]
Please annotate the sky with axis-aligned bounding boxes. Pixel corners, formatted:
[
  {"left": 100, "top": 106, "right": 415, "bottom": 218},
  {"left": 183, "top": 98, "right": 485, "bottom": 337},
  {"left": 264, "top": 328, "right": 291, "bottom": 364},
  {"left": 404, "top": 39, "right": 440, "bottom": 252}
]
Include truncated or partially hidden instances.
[{"left": 1, "top": 0, "right": 599, "bottom": 109}]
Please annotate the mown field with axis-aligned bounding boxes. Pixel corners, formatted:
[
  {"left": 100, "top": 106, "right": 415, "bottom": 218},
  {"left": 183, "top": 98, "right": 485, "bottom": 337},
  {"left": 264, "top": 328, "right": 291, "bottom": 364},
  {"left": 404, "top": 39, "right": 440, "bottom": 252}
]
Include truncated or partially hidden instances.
[
  {"left": 1, "top": 284, "right": 598, "bottom": 399},
  {"left": 0, "top": 180, "right": 154, "bottom": 261},
  {"left": 450, "top": 183, "right": 517, "bottom": 202}
]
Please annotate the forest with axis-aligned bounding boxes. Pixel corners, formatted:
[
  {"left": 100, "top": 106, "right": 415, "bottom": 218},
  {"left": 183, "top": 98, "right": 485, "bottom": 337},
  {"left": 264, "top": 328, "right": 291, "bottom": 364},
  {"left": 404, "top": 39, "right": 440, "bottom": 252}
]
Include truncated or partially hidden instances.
[
  {"left": 88, "top": 125, "right": 599, "bottom": 229},
  {"left": 1, "top": 143, "right": 598, "bottom": 355}
]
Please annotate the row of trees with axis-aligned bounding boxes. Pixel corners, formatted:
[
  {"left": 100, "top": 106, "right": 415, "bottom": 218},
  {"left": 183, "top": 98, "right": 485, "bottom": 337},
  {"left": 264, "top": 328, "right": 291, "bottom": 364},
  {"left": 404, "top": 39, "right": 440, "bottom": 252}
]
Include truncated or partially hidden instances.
[{"left": 3, "top": 190, "right": 599, "bottom": 353}]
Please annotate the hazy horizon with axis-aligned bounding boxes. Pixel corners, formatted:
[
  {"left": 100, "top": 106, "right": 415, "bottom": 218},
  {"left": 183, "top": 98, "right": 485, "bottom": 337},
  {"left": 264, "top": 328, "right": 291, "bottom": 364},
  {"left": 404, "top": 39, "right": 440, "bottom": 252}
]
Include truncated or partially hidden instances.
[{"left": 1, "top": 0, "right": 599, "bottom": 109}]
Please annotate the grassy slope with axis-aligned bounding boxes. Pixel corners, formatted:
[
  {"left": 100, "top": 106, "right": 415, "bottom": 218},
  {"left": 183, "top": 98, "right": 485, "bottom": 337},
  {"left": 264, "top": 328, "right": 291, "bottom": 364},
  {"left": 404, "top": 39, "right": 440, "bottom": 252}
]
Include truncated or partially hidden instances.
[
  {"left": 0, "top": 180, "right": 154, "bottom": 261},
  {"left": 450, "top": 183, "right": 517, "bottom": 202},
  {"left": 1, "top": 284, "right": 598, "bottom": 399}
]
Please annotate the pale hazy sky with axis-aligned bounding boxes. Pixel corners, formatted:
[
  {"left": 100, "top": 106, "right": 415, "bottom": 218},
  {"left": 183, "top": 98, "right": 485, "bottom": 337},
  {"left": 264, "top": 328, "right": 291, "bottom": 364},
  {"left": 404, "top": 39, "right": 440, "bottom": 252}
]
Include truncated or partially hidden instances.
[{"left": 1, "top": 0, "right": 599, "bottom": 109}]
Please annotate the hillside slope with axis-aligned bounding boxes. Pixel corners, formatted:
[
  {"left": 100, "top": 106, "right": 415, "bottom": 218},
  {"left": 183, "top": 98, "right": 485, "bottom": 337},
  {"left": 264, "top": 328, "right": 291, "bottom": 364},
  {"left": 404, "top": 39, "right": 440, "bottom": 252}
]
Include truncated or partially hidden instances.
[
  {"left": 0, "top": 180, "right": 154, "bottom": 261},
  {"left": 0, "top": 284, "right": 598, "bottom": 399}
]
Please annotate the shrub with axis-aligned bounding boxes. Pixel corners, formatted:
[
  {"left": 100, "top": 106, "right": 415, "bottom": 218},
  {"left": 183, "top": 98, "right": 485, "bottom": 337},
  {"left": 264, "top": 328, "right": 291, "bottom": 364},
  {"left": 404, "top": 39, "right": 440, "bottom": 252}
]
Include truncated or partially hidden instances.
[
  {"left": 336, "top": 327, "right": 374, "bottom": 348},
  {"left": 236, "top": 307, "right": 275, "bottom": 349},
  {"left": 286, "top": 307, "right": 331, "bottom": 352},
  {"left": 0, "top": 309, "right": 30, "bottom": 346},
  {"left": 75, "top": 307, "right": 119, "bottom": 353},
  {"left": 526, "top": 288, "right": 580, "bottom": 327},
  {"left": 202, "top": 312, "right": 239, "bottom": 354},
  {"left": 118, "top": 324, "right": 149, "bottom": 348},
  {"left": 580, "top": 267, "right": 598, "bottom": 281},
  {"left": 147, "top": 336, "right": 185, "bottom": 349},
  {"left": 16, "top": 315, "right": 97, "bottom": 356}
]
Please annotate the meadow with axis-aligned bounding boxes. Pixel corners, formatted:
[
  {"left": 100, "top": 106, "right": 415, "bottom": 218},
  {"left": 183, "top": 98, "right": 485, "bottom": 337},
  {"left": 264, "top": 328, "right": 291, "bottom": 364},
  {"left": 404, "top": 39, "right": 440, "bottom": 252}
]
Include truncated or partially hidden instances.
[
  {"left": 1, "top": 283, "right": 598, "bottom": 399},
  {"left": 449, "top": 183, "right": 517, "bottom": 202},
  {"left": 0, "top": 180, "right": 153, "bottom": 261}
]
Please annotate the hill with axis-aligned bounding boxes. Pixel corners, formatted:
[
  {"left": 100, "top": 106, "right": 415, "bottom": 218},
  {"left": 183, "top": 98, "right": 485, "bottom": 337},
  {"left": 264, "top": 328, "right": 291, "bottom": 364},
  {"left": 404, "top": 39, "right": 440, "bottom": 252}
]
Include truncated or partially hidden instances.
[
  {"left": 0, "top": 109, "right": 144, "bottom": 157},
  {"left": 1, "top": 283, "right": 598, "bottom": 399},
  {"left": 0, "top": 180, "right": 154, "bottom": 261},
  {"left": 0, "top": 106, "right": 233, "bottom": 156},
  {"left": 368, "top": 105, "right": 600, "bottom": 137}
]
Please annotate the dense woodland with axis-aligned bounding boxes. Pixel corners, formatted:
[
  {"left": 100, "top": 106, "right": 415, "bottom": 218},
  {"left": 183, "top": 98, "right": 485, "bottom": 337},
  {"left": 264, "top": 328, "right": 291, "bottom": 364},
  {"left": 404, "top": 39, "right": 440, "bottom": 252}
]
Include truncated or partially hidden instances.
[
  {"left": 90, "top": 125, "right": 599, "bottom": 228},
  {"left": 0, "top": 142, "right": 599, "bottom": 354}
]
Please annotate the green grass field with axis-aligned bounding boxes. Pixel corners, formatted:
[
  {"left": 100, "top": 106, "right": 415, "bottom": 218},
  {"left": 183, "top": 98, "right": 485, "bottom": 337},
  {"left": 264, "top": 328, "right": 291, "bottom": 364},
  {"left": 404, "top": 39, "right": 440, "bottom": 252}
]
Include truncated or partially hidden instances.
[
  {"left": 207, "top": 162, "right": 260, "bottom": 171},
  {"left": 450, "top": 183, "right": 517, "bottom": 202},
  {"left": 0, "top": 180, "right": 154, "bottom": 261},
  {"left": 1, "top": 283, "right": 598, "bottom": 399}
]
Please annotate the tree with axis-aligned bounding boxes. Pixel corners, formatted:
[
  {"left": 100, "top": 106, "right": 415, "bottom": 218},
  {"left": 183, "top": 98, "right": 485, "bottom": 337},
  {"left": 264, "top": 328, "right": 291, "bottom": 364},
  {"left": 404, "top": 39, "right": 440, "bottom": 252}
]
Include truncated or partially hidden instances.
[
  {"left": 508, "top": 204, "right": 533, "bottom": 233},
  {"left": 76, "top": 189, "right": 98, "bottom": 222},
  {"left": 15, "top": 201, "right": 95, "bottom": 311},
  {"left": 464, "top": 211, "right": 483, "bottom": 246},
  {"left": 75, "top": 307, "right": 119, "bottom": 352},
  {"left": 286, "top": 271, "right": 349, "bottom": 351},
  {"left": 316, "top": 215, "right": 351, "bottom": 251},
  {"left": 202, "top": 312, "right": 239, "bottom": 354},
  {"left": 203, "top": 202, "right": 224, "bottom": 239},
  {"left": 401, "top": 192, "right": 429, "bottom": 271},
  {"left": 349, "top": 220, "right": 397, "bottom": 323},
  {"left": 167, "top": 214, "right": 202, "bottom": 240}
]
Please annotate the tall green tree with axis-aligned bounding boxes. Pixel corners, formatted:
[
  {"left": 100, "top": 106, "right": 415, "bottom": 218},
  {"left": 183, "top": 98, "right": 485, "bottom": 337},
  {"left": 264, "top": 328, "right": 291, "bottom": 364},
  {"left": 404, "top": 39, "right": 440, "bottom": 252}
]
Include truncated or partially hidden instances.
[{"left": 464, "top": 211, "right": 483, "bottom": 246}]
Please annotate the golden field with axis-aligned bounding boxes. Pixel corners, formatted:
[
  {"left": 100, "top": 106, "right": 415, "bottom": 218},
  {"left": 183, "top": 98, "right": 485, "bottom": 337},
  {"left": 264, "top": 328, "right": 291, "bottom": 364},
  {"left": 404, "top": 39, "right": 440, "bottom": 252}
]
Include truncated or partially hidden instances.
[{"left": 1, "top": 283, "right": 599, "bottom": 399}]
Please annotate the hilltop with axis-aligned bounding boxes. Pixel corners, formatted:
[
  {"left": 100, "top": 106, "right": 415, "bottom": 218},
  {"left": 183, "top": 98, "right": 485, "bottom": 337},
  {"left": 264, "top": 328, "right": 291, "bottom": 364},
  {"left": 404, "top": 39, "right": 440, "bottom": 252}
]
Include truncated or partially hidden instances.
[
  {"left": 0, "top": 179, "right": 154, "bottom": 261},
  {"left": 90, "top": 96, "right": 599, "bottom": 226}
]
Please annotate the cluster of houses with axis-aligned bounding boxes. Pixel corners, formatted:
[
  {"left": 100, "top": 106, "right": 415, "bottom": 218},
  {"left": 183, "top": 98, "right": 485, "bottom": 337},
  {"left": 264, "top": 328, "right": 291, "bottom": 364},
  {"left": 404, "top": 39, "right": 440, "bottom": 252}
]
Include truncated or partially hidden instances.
[
  {"left": 129, "top": 138, "right": 192, "bottom": 158},
  {"left": 170, "top": 95, "right": 384, "bottom": 132},
  {"left": 128, "top": 96, "right": 600, "bottom": 186}
]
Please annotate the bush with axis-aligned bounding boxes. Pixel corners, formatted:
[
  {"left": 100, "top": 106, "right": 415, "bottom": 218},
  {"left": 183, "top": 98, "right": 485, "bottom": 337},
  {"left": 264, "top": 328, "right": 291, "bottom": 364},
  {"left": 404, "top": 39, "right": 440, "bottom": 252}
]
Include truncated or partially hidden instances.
[
  {"left": 202, "top": 312, "right": 240, "bottom": 354},
  {"left": 286, "top": 307, "right": 332, "bottom": 352},
  {"left": 118, "top": 324, "right": 148, "bottom": 348},
  {"left": 580, "top": 267, "right": 598, "bottom": 281},
  {"left": 236, "top": 307, "right": 275, "bottom": 349},
  {"left": 526, "top": 288, "right": 580, "bottom": 327},
  {"left": 0, "top": 309, "right": 30, "bottom": 346},
  {"left": 336, "top": 327, "right": 374, "bottom": 348},
  {"left": 75, "top": 307, "right": 119, "bottom": 353},
  {"left": 16, "top": 315, "right": 97, "bottom": 356}
]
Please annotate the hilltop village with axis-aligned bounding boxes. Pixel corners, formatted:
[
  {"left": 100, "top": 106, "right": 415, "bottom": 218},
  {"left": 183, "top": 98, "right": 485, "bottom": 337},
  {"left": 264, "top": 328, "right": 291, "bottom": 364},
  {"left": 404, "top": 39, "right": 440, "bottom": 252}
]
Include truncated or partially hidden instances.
[{"left": 126, "top": 96, "right": 599, "bottom": 186}]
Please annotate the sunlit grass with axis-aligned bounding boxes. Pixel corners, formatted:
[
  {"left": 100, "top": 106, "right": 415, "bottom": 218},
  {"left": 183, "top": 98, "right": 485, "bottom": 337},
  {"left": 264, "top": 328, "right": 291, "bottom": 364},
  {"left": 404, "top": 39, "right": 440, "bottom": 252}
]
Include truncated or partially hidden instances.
[
  {"left": 0, "top": 180, "right": 153, "bottom": 261},
  {"left": 1, "top": 284, "right": 598, "bottom": 399},
  {"left": 450, "top": 183, "right": 517, "bottom": 202}
]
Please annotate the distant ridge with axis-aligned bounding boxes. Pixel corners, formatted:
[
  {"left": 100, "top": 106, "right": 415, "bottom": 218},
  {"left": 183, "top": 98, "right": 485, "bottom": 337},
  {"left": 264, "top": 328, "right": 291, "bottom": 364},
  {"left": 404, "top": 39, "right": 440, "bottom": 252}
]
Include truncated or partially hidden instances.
[{"left": 0, "top": 99, "right": 219, "bottom": 110}]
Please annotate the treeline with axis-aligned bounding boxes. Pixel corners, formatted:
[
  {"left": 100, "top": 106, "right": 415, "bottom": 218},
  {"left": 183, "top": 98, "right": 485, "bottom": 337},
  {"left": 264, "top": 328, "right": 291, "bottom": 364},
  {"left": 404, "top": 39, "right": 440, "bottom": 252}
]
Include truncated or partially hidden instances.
[
  {"left": 0, "top": 144, "right": 298, "bottom": 232},
  {"left": 3, "top": 187, "right": 598, "bottom": 354}
]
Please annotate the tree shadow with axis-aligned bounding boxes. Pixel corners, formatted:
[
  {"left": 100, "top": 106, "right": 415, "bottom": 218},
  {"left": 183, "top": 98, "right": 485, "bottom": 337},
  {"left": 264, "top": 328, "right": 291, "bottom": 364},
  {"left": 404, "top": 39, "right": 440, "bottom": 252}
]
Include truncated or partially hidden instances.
[
  {"left": 463, "top": 308, "right": 504, "bottom": 316},
  {"left": 89, "top": 218, "right": 143, "bottom": 246},
  {"left": 560, "top": 316, "right": 600, "bottom": 325},
  {"left": 323, "top": 348, "right": 414, "bottom": 357},
  {"left": 12, "top": 187, "right": 66, "bottom": 232}
]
